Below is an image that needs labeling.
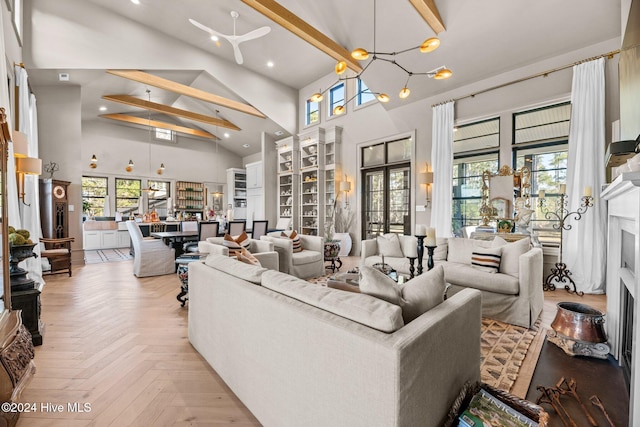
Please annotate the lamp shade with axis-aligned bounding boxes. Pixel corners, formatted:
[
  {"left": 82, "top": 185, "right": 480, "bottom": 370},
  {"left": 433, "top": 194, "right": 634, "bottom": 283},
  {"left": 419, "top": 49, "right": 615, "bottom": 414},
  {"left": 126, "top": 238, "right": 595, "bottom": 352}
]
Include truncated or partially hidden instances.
[
  {"left": 11, "top": 130, "right": 28, "bottom": 158},
  {"left": 16, "top": 156, "right": 42, "bottom": 175},
  {"left": 421, "top": 171, "right": 434, "bottom": 184},
  {"left": 339, "top": 180, "right": 351, "bottom": 192}
]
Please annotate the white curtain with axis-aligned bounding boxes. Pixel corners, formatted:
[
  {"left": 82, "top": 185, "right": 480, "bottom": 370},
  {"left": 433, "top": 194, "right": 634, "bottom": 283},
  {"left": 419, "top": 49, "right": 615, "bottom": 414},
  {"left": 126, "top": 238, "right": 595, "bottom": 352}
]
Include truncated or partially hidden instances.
[
  {"left": 564, "top": 58, "right": 607, "bottom": 294},
  {"left": 430, "top": 101, "right": 455, "bottom": 237},
  {"left": 16, "top": 67, "right": 44, "bottom": 286}
]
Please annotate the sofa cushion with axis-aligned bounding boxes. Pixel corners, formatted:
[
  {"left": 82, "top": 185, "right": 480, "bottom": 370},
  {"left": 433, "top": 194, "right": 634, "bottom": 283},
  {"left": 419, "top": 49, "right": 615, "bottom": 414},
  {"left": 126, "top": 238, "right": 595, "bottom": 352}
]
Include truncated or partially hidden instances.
[
  {"left": 492, "top": 236, "right": 530, "bottom": 278},
  {"left": 447, "top": 238, "right": 491, "bottom": 264},
  {"left": 432, "top": 237, "right": 448, "bottom": 261},
  {"left": 441, "top": 262, "right": 519, "bottom": 295},
  {"left": 205, "top": 253, "right": 267, "bottom": 285},
  {"left": 359, "top": 265, "right": 446, "bottom": 323},
  {"left": 292, "top": 249, "right": 323, "bottom": 266},
  {"left": 376, "top": 233, "right": 404, "bottom": 258},
  {"left": 281, "top": 230, "right": 303, "bottom": 253},
  {"left": 471, "top": 246, "right": 502, "bottom": 273},
  {"left": 261, "top": 270, "right": 404, "bottom": 333}
]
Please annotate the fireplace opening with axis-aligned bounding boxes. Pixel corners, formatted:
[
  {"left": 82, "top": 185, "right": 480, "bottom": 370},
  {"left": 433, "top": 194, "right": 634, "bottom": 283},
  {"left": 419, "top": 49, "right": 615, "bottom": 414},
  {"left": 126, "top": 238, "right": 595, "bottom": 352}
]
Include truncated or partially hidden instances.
[{"left": 621, "top": 280, "right": 633, "bottom": 392}]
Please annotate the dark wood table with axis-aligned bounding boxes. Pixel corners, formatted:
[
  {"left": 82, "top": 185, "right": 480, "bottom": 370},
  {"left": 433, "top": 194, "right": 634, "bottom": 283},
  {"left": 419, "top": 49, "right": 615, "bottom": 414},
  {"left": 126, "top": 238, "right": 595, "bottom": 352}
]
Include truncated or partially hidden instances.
[{"left": 151, "top": 230, "right": 199, "bottom": 259}]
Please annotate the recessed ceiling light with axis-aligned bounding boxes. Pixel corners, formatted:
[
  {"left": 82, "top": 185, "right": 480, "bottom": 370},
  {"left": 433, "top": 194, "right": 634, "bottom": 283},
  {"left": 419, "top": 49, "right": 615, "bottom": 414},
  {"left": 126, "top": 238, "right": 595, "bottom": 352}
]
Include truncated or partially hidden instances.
[
  {"left": 267, "top": 61, "right": 274, "bottom": 68},
  {"left": 242, "top": 144, "right": 250, "bottom": 148},
  {"left": 224, "top": 133, "right": 230, "bottom": 138},
  {"left": 99, "top": 106, "right": 107, "bottom": 112},
  {"left": 131, "top": 0, "right": 140, "bottom": 4}
]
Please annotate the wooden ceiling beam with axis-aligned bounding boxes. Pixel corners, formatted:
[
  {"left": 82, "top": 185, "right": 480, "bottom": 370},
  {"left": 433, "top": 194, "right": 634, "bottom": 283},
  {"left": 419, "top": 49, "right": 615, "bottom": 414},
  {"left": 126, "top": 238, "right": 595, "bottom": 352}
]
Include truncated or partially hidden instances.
[
  {"left": 408, "top": 0, "right": 446, "bottom": 34},
  {"left": 240, "top": 0, "right": 363, "bottom": 73},
  {"left": 106, "top": 70, "right": 266, "bottom": 118},
  {"left": 100, "top": 113, "right": 219, "bottom": 140},
  {"left": 102, "top": 94, "right": 240, "bottom": 131}
]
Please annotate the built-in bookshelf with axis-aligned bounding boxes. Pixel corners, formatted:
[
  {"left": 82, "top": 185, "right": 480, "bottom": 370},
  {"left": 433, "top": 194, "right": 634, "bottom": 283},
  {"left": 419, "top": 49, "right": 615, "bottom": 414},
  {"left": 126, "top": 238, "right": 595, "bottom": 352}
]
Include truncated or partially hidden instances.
[
  {"left": 175, "top": 180, "right": 205, "bottom": 213},
  {"left": 277, "top": 136, "right": 299, "bottom": 229}
]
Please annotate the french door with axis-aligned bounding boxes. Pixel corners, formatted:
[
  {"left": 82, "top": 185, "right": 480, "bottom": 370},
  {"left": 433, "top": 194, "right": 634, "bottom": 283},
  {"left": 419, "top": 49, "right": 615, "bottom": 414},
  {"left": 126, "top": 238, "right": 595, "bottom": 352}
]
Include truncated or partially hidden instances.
[{"left": 362, "top": 165, "right": 411, "bottom": 239}]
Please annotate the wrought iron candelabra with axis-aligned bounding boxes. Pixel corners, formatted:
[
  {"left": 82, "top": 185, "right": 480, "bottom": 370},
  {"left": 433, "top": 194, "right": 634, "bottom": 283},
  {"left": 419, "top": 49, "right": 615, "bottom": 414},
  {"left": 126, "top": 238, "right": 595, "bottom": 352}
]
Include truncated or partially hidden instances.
[{"left": 538, "top": 192, "right": 594, "bottom": 296}]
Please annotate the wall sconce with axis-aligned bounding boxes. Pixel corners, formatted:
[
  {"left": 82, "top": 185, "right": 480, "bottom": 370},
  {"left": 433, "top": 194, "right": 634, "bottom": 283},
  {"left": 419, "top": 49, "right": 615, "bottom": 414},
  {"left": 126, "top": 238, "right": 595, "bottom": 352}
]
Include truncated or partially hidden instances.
[
  {"left": 339, "top": 174, "right": 352, "bottom": 207},
  {"left": 16, "top": 156, "right": 42, "bottom": 205},
  {"left": 420, "top": 164, "right": 434, "bottom": 208},
  {"left": 90, "top": 154, "right": 97, "bottom": 169},
  {"left": 126, "top": 159, "right": 134, "bottom": 173},
  {"left": 12, "top": 130, "right": 28, "bottom": 158}
]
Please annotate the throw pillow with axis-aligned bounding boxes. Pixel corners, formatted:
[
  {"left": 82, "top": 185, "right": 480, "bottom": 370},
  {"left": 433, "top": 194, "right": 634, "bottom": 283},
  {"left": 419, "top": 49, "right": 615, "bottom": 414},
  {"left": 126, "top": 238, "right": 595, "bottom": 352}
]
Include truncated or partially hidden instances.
[
  {"left": 376, "top": 233, "right": 404, "bottom": 258},
  {"left": 399, "top": 265, "right": 446, "bottom": 323},
  {"left": 281, "top": 230, "right": 303, "bottom": 253},
  {"left": 359, "top": 265, "right": 446, "bottom": 323},
  {"left": 223, "top": 231, "right": 250, "bottom": 257},
  {"left": 492, "top": 236, "right": 530, "bottom": 277},
  {"left": 471, "top": 246, "right": 502, "bottom": 273},
  {"left": 237, "top": 247, "right": 262, "bottom": 267}
]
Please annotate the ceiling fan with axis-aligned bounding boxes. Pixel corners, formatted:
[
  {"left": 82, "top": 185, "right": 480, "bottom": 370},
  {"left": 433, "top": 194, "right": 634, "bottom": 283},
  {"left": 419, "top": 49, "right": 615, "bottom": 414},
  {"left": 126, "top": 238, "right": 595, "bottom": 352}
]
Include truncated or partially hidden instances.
[{"left": 189, "top": 11, "right": 271, "bottom": 65}]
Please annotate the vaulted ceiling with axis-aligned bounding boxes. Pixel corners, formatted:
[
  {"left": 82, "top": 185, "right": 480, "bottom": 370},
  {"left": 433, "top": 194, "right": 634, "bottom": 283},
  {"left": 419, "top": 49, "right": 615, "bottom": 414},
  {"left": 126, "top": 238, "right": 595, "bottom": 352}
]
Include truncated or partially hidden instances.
[{"left": 25, "top": 0, "right": 621, "bottom": 156}]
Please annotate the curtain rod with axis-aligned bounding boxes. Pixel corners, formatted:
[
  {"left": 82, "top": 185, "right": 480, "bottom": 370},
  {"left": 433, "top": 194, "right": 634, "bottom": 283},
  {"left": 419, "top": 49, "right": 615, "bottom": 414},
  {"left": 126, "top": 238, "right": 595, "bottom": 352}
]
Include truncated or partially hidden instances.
[{"left": 432, "top": 49, "right": 620, "bottom": 107}]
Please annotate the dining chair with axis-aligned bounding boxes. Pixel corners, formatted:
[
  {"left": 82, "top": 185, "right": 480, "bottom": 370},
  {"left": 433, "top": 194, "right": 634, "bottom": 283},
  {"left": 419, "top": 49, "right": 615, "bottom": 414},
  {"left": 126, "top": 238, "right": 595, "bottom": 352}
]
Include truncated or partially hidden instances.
[
  {"left": 184, "top": 221, "right": 220, "bottom": 253},
  {"left": 227, "top": 220, "right": 246, "bottom": 236},
  {"left": 251, "top": 220, "right": 269, "bottom": 240},
  {"left": 181, "top": 221, "right": 198, "bottom": 232}
]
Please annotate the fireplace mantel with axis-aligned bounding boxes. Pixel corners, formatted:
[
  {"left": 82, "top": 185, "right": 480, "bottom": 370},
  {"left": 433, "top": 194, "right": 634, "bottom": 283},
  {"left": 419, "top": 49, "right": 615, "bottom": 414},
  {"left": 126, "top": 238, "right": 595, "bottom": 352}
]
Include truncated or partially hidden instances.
[{"left": 601, "top": 171, "right": 640, "bottom": 424}]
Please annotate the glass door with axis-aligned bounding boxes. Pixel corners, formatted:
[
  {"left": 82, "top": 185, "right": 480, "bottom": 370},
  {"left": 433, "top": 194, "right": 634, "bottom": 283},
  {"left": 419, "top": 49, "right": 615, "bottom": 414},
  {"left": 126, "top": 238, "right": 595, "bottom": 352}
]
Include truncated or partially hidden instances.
[{"left": 362, "top": 165, "right": 411, "bottom": 239}]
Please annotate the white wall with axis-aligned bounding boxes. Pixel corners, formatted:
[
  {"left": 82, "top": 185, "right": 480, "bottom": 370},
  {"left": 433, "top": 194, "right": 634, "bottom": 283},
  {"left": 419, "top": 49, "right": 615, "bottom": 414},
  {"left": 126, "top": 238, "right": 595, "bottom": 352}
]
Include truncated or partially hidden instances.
[{"left": 299, "top": 38, "right": 621, "bottom": 254}]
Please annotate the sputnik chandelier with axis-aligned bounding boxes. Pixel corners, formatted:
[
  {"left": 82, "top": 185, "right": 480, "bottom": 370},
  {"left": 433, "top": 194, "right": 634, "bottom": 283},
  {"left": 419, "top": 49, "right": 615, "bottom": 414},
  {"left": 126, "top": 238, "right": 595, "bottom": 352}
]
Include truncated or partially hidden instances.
[{"left": 309, "top": 0, "right": 452, "bottom": 115}]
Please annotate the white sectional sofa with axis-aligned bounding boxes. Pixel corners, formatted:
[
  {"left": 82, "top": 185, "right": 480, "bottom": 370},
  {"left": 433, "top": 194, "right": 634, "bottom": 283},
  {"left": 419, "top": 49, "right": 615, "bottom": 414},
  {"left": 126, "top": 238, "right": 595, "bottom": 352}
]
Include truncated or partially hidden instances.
[
  {"left": 362, "top": 234, "right": 543, "bottom": 328},
  {"left": 188, "top": 254, "right": 482, "bottom": 427}
]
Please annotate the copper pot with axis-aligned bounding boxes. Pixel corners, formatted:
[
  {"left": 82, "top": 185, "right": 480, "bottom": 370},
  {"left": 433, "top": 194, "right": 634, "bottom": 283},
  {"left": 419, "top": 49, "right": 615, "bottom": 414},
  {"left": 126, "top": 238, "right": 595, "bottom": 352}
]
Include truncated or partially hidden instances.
[{"left": 550, "top": 302, "right": 607, "bottom": 343}]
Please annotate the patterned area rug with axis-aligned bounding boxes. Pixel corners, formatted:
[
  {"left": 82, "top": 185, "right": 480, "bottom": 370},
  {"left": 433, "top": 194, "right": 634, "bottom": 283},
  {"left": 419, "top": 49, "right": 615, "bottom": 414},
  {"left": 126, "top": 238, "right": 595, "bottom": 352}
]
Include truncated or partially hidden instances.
[
  {"left": 309, "top": 275, "right": 544, "bottom": 395},
  {"left": 481, "top": 317, "right": 543, "bottom": 394},
  {"left": 84, "top": 249, "right": 133, "bottom": 264}
]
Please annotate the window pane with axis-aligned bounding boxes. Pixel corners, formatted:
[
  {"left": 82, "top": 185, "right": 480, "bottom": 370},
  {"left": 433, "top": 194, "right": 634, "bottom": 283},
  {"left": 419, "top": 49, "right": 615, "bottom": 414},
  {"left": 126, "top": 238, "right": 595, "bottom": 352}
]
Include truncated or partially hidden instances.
[
  {"left": 306, "top": 100, "right": 319, "bottom": 125},
  {"left": 387, "top": 138, "right": 411, "bottom": 163},
  {"left": 82, "top": 176, "right": 107, "bottom": 217},
  {"left": 148, "top": 180, "right": 170, "bottom": 216},
  {"left": 452, "top": 154, "right": 499, "bottom": 235},
  {"left": 116, "top": 178, "right": 141, "bottom": 214},
  {"left": 454, "top": 118, "right": 500, "bottom": 153},
  {"left": 357, "top": 79, "right": 376, "bottom": 105},
  {"left": 514, "top": 102, "right": 571, "bottom": 144},
  {"left": 362, "top": 143, "right": 384, "bottom": 167},
  {"left": 328, "top": 82, "right": 345, "bottom": 117}
]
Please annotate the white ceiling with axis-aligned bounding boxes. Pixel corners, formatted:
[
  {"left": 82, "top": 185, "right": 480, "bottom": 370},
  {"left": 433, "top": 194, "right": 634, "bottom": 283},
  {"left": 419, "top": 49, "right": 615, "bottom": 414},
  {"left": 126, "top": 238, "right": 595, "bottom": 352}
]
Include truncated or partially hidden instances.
[{"left": 26, "top": 0, "right": 621, "bottom": 157}]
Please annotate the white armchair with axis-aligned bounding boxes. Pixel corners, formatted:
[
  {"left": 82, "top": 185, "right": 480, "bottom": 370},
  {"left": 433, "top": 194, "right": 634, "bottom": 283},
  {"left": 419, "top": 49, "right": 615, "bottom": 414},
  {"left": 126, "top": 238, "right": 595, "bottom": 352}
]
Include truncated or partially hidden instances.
[
  {"left": 201, "top": 237, "right": 279, "bottom": 271},
  {"left": 261, "top": 233, "right": 324, "bottom": 279},
  {"left": 126, "top": 220, "right": 175, "bottom": 277}
]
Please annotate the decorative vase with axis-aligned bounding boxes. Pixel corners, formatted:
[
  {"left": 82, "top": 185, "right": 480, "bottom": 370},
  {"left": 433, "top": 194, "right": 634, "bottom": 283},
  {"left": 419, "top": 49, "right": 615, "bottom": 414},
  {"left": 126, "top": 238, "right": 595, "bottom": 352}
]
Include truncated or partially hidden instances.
[{"left": 334, "top": 232, "right": 352, "bottom": 256}]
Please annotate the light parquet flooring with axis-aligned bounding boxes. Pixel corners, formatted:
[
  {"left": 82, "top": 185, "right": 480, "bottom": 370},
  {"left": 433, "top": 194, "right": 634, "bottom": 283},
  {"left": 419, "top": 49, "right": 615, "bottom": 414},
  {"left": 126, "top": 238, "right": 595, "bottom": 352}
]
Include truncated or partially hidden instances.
[
  {"left": 17, "top": 260, "right": 261, "bottom": 427},
  {"left": 17, "top": 257, "right": 607, "bottom": 426}
]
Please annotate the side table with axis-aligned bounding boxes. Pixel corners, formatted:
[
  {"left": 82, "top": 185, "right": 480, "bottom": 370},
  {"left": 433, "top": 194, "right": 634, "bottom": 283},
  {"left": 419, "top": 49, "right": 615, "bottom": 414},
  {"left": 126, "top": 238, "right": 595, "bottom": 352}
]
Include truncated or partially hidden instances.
[{"left": 175, "top": 253, "right": 205, "bottom": 307}]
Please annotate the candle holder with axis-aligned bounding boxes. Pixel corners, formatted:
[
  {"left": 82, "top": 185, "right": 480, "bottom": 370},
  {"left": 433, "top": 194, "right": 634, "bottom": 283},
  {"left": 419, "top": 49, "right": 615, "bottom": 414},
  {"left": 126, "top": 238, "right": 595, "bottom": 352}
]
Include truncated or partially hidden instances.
[
  {"left": 415, "top": 235, "right": 426, "bottom": 276},
  {"left": 426, "top": 246, "right": 437, "bottom": 271},
  {"left": 538, "top": 192, "right": 594, "bottom": 296}
]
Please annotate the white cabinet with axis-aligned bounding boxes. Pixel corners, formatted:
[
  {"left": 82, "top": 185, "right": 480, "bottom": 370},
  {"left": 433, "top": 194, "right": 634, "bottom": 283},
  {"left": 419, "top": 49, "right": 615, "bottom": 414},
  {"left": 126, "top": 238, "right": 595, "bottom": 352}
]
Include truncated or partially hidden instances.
[
  {"left": 83, "top": 222, "right": 130, "bottom": 249},
  {"left": 117, "top": 230, "right": 131, "bottom": 248},
  {"left": 226, "top": 168, "right": 247, "bottom": 220},
  {"left": 84, "top": 231, "right": 101, "bottom": 250},
  {"left": 246, "top": 161, "right": 263, "bottom": 189}
]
